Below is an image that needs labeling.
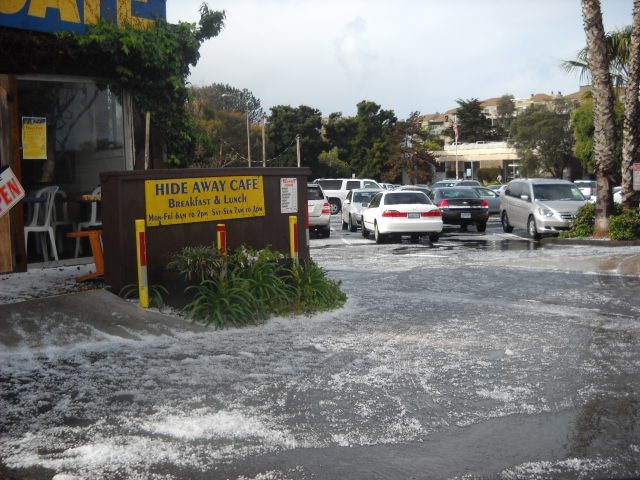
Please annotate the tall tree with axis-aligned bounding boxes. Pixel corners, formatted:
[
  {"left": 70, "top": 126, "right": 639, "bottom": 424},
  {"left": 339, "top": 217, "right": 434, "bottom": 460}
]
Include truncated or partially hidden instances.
[
  {"left": 385, "top": 112, "right": 438, "bottom": 184},
  {"left": 582, "top": 0, "right": 618, "bottom": 237},
  {"left": 190, "top": 83, "right": 264, "bottom": 123},
  {"left": 351, "top": 101, "right": 397, "bottom": 179},
  {"left": 446, "top": 98, "right": 500, "bottom": 143},
  {"left": 496, "top": 94, "right": 516, "bottom": 133},
  {"left": 267, "top": 105, "right": 327, "bottom": 175},
  {"left": 621, "top": 0, "right": 640, "bottom": 209},
  {"left": 510, "top": 101, "right": 576, "bottom": 178},
  {"left": 563, "top": 26, "right": 632, "bottom": 88}
]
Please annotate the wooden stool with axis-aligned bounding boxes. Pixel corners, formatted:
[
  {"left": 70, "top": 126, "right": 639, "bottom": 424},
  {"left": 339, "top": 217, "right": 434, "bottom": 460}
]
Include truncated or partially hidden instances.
[{"left": 66, "top": 229, "right": 104, "bottom": 282}]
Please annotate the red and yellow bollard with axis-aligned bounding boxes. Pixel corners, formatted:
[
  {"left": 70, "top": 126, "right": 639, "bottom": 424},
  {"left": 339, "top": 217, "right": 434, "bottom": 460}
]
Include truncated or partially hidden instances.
[
  {"left": 216, "top": 223, "right": 227, "bottom": 256},
  {"left": 135, "top": 219, "right": 149, "bottom": 308},
  {"left": 289, "top": 215, "right": 299, "bottom": 266}
]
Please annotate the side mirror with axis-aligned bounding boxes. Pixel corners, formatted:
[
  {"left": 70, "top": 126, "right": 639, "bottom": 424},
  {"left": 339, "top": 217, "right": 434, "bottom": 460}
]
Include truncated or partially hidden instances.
[{"left": 520, "top": 194, "right": 530, "bottom": 201}]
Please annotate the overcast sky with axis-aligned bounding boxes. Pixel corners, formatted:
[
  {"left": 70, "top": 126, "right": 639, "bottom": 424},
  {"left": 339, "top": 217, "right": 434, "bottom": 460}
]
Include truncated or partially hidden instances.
[{"left": 166, "top": 1, "right": 634, "bottom": 119}]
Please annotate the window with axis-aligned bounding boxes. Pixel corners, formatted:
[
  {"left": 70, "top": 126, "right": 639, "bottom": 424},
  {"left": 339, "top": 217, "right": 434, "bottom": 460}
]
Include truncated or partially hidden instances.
[{"left": 346, "top": 180, "right": 360, "bottom": 190}]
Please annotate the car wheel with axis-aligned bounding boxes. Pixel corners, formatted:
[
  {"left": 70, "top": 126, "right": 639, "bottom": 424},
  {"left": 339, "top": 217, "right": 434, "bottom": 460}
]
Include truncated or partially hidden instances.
[
  {"left": 322, "top": 225, "right": 331, "bottom": 238},
  {"left": 362, "top": 223, "right": 369, "bottom": 238},
  {"left": 348, "top": 215, "right": 357, "bottom": 232},
  {"left": 374, "top": 223, "right": 386, "bottom": 244},
  {"left": 527, "top": 215, "right": 541, "bottom": 240},
  {"left": 501, "top": 211, "right": 514, "bottom": 233},
  {"left": 476, "top": 222, "right": 487, "bottom": 233},
  {"left": 428, "top": 233, "right": 439, "bottom": 243},
  {"left": 341, "top": 219, "right": 348, "bottom": 230},
  {"left": 329, "top": 199, "right": 341, "bottom": 215}
]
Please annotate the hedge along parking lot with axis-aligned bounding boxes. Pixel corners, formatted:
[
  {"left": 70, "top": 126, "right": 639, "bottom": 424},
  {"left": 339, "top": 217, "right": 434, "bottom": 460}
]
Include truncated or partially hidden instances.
[{"left": 0, "top": 234, "right": 640, "bottom": 479}]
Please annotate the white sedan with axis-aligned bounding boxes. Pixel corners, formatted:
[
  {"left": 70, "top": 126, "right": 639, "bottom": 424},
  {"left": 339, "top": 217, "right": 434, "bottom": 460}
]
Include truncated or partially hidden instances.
[{"left": 361, "top": 190, "right": 443, "bottom": 244}]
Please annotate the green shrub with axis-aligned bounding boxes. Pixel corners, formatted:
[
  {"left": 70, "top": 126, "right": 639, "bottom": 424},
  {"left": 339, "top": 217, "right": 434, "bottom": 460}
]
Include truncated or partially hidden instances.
[
  {"left": 476, "top": 167, "right": 503, "bottom": 185},
  {"left": 167, "top": 246, "right": 225, "bottom": 283},
  {"left": 288, "top": 261, "right": 347, "bottom": 314},
  {"left": 561, "top": 203, "right": 595, "bottom": 238},
  {"left": 609, "top": 209, "right": 640, "bottom": 241},
  {"left": 171, "top": 245, "right": 345, "bottom": 328},
  {"left": 185, "top": 276, "right": 261, "bottom": 328}
]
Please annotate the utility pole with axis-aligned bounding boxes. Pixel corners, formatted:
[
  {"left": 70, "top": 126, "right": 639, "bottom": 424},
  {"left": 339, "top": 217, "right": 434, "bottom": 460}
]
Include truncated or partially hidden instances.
[
  {"left": 246, "top": 101, "right": 251, "bottom": 167},
  {"left": 262, "top": 116, "right": 266, "bottom": 167},
  {"left": 296, "top": 134, "right": 301, "bottom": 168}
]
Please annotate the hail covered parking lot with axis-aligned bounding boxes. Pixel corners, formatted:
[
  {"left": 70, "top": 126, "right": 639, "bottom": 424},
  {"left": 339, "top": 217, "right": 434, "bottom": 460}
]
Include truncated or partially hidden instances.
[{"left": 1, "top": 215, "right": 639, "bottom": 479}]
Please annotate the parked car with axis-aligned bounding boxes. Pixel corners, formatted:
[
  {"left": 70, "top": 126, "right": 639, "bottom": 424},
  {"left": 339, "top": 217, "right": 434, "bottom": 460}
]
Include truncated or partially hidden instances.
[
  {"left": 341, "top": 188, "right": 380, "bottom": 232},
  {"left": 431, "top": 187, "right": 490, "bottom": 232},
  {"left": 307, "top": 183, "right": 331, "bottom": 238},
  {"left": 397, "top": 184, "right": 432, "bottom": 197},
  {"left": 431, "top": 179, "right": 481, "bottom": 189},
  {"left": 471, "top": 186, "right": 501, "bottom": 214},
  {"left": 614, "top": 186, "right": 622, "bottom": 204},
  {"left": 574, "top": 179, "right": 597, "bottom": 202},
  {"left": 314, "top": 178, "right": 382, "bottom": 214},
  {"left": 361, "top": 190, "right": 443, "bottom": 244},
  {"left": 500, "top": 178, "right": 587, "bottom": 239},
  {"left": 379, "top": 182, "right": 396, "bottom": 190}
]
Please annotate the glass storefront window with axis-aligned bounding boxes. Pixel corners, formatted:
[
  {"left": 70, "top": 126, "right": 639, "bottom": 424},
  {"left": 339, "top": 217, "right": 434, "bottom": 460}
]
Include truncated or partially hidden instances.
[{"left": 18, "top": 78, "right": 126, "bottom": 194}]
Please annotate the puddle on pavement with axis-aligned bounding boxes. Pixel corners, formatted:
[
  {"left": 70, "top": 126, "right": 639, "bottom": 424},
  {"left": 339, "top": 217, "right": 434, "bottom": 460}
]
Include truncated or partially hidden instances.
[{"left": 393, "top": 238, "right": 543, "bottom": 254}]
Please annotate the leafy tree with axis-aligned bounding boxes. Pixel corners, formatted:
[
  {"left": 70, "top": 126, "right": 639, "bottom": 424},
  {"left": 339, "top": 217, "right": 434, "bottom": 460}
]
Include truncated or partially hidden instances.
[
  {"left": 572, "top": 97, "right": 624, "bottom": 181},
  {"left": 445, "top": 98, "right": 501, "bottom": 143},
  {"left": 74, "top": 4, "right": 226, "bottom": 166},
  {"left": 323, "top": 112, "right": 358, "bottom": 174},
  {"left": 190, "top": 83, "right": 264, "bottom": 123},
  {"left": 385, "top": 112, "right": 437, "bottom": 184},
  {"left": 509, "top": 101, "right": 575, "bottom": 178},
  {"left": 317, "top": 147, "right": 351, "bottom": 178},
  {"left": 189, "top": 84, "right": 265, "bottom": 167},
  {"left": 496, "top": 94, "right": 516, "bottom": 133},
  {"left": 350, "top": 101, "right": 397, "bottom": 179},
  {"left": 581, "top": 0, "right": 618, "bottom": 237},
  {"left": 267, "top": 105, "right": 327, "bottom": 175},
  {"left": 563, "top": 25, "right": 632, "bottom": 88}
]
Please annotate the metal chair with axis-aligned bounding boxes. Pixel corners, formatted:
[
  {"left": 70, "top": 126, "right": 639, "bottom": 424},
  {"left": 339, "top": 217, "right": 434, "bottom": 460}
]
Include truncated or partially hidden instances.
[
  {"left": 24, "top": 185, "right": 59, "bottom": 262},
  {"left": 74, "top": 185, "right": 102, "bottom": 257}
]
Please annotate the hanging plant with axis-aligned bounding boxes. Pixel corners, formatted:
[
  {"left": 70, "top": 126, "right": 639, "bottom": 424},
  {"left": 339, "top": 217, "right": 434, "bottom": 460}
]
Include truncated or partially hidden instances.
[{"left": 68, "top": 4, "right": 226, "bottom": 166}]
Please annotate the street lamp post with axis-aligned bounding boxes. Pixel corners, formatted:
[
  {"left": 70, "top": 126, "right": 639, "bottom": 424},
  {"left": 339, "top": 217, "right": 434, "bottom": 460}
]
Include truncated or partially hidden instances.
[
  {"left": 261, "top": 116, "right": 267, "bottom": 167},
  {"left": 246, "top": 101, "right": 251, "bottom": 168}
]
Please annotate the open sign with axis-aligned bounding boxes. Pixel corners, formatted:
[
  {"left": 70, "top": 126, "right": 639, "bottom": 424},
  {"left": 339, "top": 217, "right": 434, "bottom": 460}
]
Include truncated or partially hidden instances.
[{"left": 0, "top": 167, "right": 25, "bottom": 219}]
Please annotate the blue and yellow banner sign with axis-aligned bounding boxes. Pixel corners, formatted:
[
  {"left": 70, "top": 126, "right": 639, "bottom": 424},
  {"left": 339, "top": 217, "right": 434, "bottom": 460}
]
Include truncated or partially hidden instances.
[
  {"left": 145, "top": 176, "right": 266, "bottom": 227},
  {"left": 0, "top": 0, "right": 166, "bottom": 34}
]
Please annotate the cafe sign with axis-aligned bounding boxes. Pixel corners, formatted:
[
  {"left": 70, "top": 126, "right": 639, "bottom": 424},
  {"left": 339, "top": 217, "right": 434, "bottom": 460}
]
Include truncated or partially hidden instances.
[
  {"left": 0, "top": 0, "right": 166, "bottom": 34},
  {"left": 145, "top": 176, "right": 266, "bottom": 227},
  {"left": 0, "top": 167, "right": 26, "bottom": 219}
]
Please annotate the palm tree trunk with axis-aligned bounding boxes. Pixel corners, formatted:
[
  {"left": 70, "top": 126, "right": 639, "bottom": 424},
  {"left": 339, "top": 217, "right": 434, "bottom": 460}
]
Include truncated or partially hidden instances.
[
  {"left": 622, "top": 0, "right": 640, "bottom": 210},
  {"left": 582, "top": 0, "right": 618, "bottom": 237}
]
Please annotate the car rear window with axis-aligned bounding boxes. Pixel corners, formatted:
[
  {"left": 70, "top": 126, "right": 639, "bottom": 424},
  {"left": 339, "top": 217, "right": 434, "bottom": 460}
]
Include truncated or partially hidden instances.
[
  {"left": 384, "top": 192, "right": 432, "bottom": 205},
  {"left": 439, "top": 188, "right": 481, "bottom": 199},
  {"left": 316, "top": 180, "right": 342, "bottom": 190},
  {"left": 353, "top": 191, "right": 378, "bottom": 203},
  {"left": 307, "top": 186, "right": 324, "bottom": 200}
]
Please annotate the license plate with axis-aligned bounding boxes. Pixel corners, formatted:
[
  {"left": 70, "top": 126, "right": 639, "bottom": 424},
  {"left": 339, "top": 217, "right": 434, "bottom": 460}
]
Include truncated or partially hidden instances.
[
  {"left": 408, "top": 213, "right": 420, "bottom": 219},
  {"left": 461, "top": 212, "right": 472, "bottom": 219}
]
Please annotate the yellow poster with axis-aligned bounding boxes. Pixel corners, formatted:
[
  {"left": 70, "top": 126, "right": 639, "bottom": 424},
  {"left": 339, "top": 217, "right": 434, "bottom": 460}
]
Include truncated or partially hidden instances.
[
  {"left": 22, "top": 117, "right": 47, "bottom": 160},
  {"left": 145, "top": 176, "right": 266, "bottom": 227}
]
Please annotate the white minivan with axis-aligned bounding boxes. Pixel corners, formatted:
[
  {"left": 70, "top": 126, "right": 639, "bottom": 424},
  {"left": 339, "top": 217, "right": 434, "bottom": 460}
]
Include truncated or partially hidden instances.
[{"left": 500, "top": 179, "right": 587, "bottom": 239}]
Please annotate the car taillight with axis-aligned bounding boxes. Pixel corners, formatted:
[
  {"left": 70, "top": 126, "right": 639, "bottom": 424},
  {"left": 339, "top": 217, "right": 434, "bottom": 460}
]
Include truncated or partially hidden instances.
[
  {"left": 381, "top": 210, "right": 408, "bottom": 218},
  {"left": 322, "top": 203, "right": 331, "bottom": 214},
  {"left": 422, "top": 209, "right": 442, "bottom": 217},
  {"left": 481, "top": 199, "right": 489, "bottom": 208},
  {"left": 438, "top": 199, "right": 449, "bottom": 207}
]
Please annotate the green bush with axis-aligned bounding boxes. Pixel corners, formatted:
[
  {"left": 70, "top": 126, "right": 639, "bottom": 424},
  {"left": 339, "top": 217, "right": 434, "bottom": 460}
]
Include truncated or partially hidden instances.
[
  {"left": 171, "top": 245, "right": 346, "bottom": 328},
  {"left": 609, "top": 209, "right": 640, "bottom": 241},
  {"left": 476, "top": 167, "right": 503, "bottom": 185},
  {"left": 561, "top": 203, "right": 595, "bottom": 238}
]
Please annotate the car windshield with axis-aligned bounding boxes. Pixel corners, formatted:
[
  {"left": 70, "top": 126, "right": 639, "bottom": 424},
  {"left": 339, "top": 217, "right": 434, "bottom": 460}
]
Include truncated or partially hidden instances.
[
  {"left": 439, "top": 188, "right": 480, "bottom": 199},
  {"left": 307, "top": 187, "right": 324, "bottom": 200},
  {"left": 383, "top": 192, "right": 431, "bottom": 205},
  {"left": 353, "top": 191, "right": 378, "bottom": 203},
  {"left": 533, "top": 184, "right": 584, "bottom": 201}
]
